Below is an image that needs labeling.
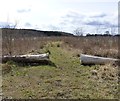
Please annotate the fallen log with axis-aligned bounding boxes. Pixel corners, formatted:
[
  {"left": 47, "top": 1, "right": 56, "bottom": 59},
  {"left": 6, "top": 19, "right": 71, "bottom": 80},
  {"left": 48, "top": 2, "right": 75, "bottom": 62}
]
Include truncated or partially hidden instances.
[
  {"left": 1, "top": 53, "right": 49, "bottom": 63},
  {"left": 80, "top": 54, "right": 120, "bottom": 65}
]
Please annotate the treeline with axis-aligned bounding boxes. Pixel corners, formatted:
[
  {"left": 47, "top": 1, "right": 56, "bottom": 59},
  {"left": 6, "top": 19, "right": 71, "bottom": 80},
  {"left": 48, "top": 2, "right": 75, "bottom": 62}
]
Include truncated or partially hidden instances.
[
  {"left": 86, "top": 33, "right": 120, "bottom": 37},
  {"left": 2, "top": 28, "right": 74, "bottom": 39},
  {"left": 1, "top": 28, "right": 119, "bottom": 38}
]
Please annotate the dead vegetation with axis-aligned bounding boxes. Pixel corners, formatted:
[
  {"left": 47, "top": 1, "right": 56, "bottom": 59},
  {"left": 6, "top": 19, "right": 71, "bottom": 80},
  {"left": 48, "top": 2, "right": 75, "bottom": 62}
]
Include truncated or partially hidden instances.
[
  {"left": 1, "top": 29, "right": 119, "bottom": 99},
  {"left": 2, "top": 41, "right": 119, "bottom": 99},
  {"left": 2, "top": 36, "right": 119, "bottom": 59}
]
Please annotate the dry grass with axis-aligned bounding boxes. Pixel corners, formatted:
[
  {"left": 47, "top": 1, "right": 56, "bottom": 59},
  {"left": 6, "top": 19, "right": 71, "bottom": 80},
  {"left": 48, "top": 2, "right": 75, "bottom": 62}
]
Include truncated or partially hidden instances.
[
  {"left": 1, "top": 34, "right": 119, "bottom": 99},
  {"left": 2, "top": 36, "right": 119, "bottom": 59},
  {"left": 2, "top": 64, "right": 12, "bottom": 74},
  {"left": 2, "top": 42, "right": 119, "bottom": 99}
]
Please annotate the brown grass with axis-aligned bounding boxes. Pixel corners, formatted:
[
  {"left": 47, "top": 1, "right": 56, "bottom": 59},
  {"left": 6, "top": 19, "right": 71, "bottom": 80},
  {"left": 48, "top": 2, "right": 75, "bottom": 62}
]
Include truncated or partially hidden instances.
[
  {"left": 2, "top": 36, "right": 119, "bottom": 59},
  {"left": 2, "top": 40, "right": 119, "bottom": 99}
]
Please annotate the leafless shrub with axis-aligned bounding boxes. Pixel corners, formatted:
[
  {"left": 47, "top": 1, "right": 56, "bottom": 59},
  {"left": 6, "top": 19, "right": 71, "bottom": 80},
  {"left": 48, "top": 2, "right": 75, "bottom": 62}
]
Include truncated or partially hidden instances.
[{"left": 2, "top": 32, "right": 119, "bottom": 59}]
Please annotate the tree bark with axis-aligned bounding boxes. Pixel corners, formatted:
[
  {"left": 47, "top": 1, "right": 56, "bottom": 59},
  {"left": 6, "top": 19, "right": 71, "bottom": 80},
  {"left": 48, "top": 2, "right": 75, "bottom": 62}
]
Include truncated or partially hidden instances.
[
  {"left": 2, "top": 53, "right": 49, "bottom": 63},
  {"left": 80, "top": 54, "right": 119, "bottom": 65}
]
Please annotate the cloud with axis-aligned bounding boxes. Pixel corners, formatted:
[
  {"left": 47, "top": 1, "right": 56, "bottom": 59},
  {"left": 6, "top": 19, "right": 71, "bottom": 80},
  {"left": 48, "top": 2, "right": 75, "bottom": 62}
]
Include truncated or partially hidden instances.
[
  {"left": 36, "top": 24, "right": 61, "bottom": 32},
  {"left": 0, "top": 22, "right": 8, "bottom": 28},
  {"left": 84, "top": 20, "right": 106, "bottom": 26},
  {"left": 0, "top": 22, "right": 15, "bottom": 28},
  {"left": 90, "top": 13, "right": 107, "bottom": 18},
  {"left": 65, "top": 11, "right": 84, "bottom": 19},
  {"left": 45, "top": 25, "right": 61, "bottom": 31},
  {"left": 24, "top": 22, "right": 32, "bottom": 27},
  {"left": 60, "top": 11, "right": 118, "bottom": 27},
  {"left": 60, "top": 11, "right": 85, "bottom": 27},
  {"left": 17, "top": 8, "right": 31, "bottom": 13},
  {"left": 60, "top": 11, "right": 108, "bottom": 27},
  {"left": 53, "top": 10, "right": 118, "bottom": 34},
  {"left": 84, "top": 20, "right": 118, "bottom": 28}
]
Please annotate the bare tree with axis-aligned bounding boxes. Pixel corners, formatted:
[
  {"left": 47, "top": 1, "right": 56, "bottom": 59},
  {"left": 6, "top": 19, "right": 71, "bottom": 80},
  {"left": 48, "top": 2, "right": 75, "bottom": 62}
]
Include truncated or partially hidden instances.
[
  {"left": 105, "top": 31, "right": 110, "bottom": 35},
  {"left": 73, "top": 27, "right": 84, "bottom": 36},
  {"left": 95, "top": 24, "right": 103, "bottom": 34},
  {"left": 110, "top": 26, "right": 117, "bottom": 35},
  {"left": 2, "top": 20, "right": 18, "bottom": 55},
  {"left": 103, "top": 25, "right": 117, "bottom": 35}
]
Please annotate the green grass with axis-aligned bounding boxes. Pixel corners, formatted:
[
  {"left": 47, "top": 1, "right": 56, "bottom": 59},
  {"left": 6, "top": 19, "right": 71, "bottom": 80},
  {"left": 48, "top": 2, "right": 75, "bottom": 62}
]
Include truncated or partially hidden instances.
[{"left": 2, "top": 41, "right": 119, "bottom": 99}]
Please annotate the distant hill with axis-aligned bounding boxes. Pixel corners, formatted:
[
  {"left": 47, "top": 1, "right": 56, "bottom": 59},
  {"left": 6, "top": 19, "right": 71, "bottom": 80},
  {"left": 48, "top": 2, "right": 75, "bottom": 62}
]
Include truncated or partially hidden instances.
[{"left": 1, "top": 28, "right": 74, "bottom": 38}]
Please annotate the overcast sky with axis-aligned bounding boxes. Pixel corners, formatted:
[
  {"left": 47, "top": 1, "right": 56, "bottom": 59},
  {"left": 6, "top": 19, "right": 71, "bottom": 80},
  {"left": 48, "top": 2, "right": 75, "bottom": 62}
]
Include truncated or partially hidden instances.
[{"left": 0, "top": 0, "right": 119, "bottom": 34}]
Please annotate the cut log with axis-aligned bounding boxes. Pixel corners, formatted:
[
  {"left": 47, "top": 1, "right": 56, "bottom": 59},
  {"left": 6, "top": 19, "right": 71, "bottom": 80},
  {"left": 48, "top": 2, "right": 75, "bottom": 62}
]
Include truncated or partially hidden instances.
[
  {"left": 1, "top": 53, "right": 49, "bottom": 63},
  {"left": 80, "top": 54, "right": 120, "bottom": 65}
]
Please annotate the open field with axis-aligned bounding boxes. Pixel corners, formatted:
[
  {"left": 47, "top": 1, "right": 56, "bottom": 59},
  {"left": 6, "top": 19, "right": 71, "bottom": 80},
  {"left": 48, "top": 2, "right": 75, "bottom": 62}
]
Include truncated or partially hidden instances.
[
  {"left": 2, "top": 36, "right": 119, "bottom": 58},
  {"left": 1, "top": 38, "right": 119, "bottom": 99}
]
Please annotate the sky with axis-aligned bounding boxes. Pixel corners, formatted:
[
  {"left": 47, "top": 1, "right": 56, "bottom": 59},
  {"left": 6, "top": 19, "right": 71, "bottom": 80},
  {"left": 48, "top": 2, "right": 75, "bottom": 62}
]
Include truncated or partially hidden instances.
[{"left": 0, "top": 0, "right": 119, "bottom": 35}]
